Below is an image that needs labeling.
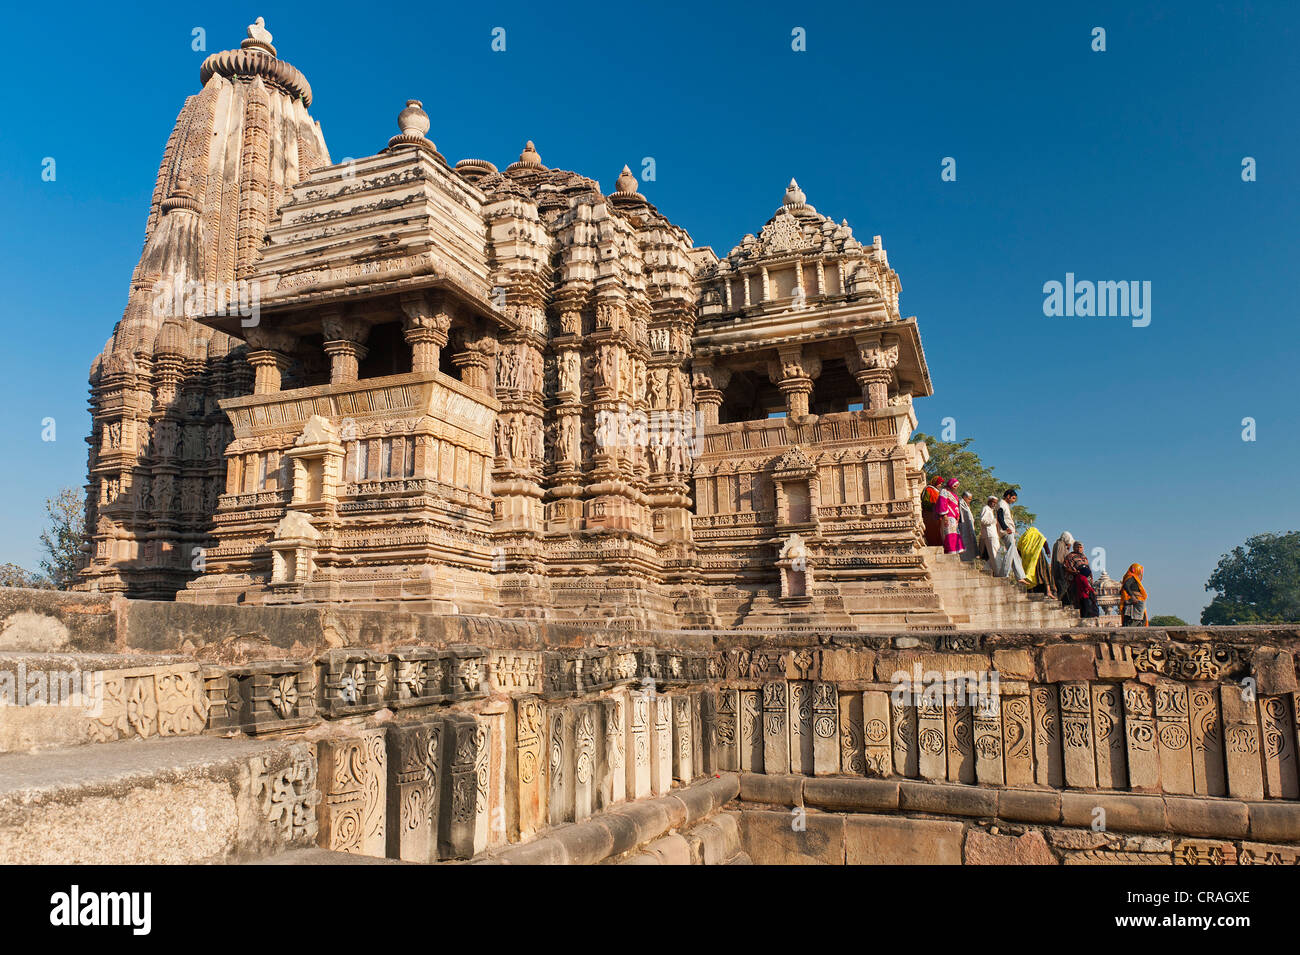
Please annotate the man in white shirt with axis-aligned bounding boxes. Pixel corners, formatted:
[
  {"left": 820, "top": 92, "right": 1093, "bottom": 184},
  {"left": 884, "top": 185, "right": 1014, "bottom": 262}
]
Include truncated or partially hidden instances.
[
  {"left": 993, "top": 489, "right": 1027, "bottom": 580},
  {"left": 978, "top": 496, "right": 1001, "bottom": 565}
]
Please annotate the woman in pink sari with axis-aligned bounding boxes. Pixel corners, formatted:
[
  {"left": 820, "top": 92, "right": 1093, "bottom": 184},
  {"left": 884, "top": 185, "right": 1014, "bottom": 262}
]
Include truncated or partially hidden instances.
[{"left": 938, "top": 478, "right": 963, "bottom": 553}]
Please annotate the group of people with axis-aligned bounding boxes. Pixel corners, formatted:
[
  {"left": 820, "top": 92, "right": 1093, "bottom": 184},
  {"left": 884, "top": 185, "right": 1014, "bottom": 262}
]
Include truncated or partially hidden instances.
[{"left": 921, "top": 476, "right": 1150, "bottom": 625}]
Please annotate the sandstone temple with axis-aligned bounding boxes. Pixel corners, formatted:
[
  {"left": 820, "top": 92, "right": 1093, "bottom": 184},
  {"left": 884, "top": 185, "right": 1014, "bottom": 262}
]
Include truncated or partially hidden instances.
[
  {"left": 2, "top": 21, "right": 1295, "bottom": 869},
  {"left": 74, "top": 16, "right": 1031, "bottom": 633}
]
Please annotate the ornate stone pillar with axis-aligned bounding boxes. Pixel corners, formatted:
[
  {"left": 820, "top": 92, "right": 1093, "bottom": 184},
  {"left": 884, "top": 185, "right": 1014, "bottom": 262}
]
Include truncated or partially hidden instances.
[
  {"left": 768, "top": 346, "right": 821, "bottom": 419},
  {"left": 691, "top": 361, "right": 731, "bottom": 428},
  {"left": 400, "top": 291, "right": 451, "bottom": 374},
  {"left": 452, "top": 333, "right": 494, "bottom": 391},
  {"left": 851, "top": 334, "right": 900, "bottom": 410},
  {"left": 245, "top": 328, "right": 295, "bottom": 395},
  {"left": 247, "top": 350, "right": 290, "bottom": 395},
  {"left": 321, "top": 310, "right": 369, "bottom": 385}
]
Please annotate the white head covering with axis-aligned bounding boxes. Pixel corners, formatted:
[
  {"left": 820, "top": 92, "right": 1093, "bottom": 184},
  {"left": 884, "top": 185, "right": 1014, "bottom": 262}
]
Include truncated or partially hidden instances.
[{"left": 1058, "top": 531, "right": 1075, "bottom": 546}]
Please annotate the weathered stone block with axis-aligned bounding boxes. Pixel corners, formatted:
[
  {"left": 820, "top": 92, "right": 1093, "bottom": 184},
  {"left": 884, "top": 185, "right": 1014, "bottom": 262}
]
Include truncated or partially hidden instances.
[
  {"left": 1060, "top": 791, "right": 1165, "bottom": 833},
  {"left": 1252, "top": 647, "right": 1297, "bottom": 695},
  {"left": 739, "top": 809, "right": 844, "bottom": 865},
  {"left": 738, "top": 771, "right": 804, "bottom": 806},
  {"left": 992, "top": 649, "right": 1034, "bottom": 680},
  {"left": 965, "top": 828, "right": 1056, "bottom": 865},
  {"left": 649, "top": 694, "right": 673, "bottom": 795},
  {"left": 1164, "top": 795, "right": 1248, "bottom": 838},
  {"left": 1041, "top": 644, "right": 1096, "bottom": 683},
  {"left": 844, "top": 814, "right": 963, "bottom": 865},
  {"left": 626, "top": 690, "right": 653, "bottom": 799},
  {"left": 1247, "top": 800, "right": 1300, "bottom": 842},
  {"left": 671, "top": 694, "right": 693, "bottom": 783},
  {"left": 997, "top": 788, "right": 1060, "bottom": 824},
  {"left": 898, "top": 780, "right": 996, "bottom": 818},
  {"left": 802, "top": 777, "right": 899, "bottom": 813},
  {"left": 573, "top": 702, "right": 599, "bottom": 821},
  {"left": 820, "top": 647, "right": 875, "bottom": 682}
]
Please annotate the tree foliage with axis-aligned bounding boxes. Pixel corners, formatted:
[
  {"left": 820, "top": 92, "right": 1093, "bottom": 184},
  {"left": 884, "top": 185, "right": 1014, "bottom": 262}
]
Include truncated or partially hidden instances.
[
  {"left": 38, "top": 487, "right": 87, "bottom": 590},
  {"left": 1201, "top": 531, "right": 1300, "bottom": 625},
  {"left": 1149, "top": 615, "right": 1188, "bottom": 627},
  {"left": 915, "top": 434, "right": 1036, "bottom": 528},
  {"left": 0, "top": 563, "right": 50, "bottom": 589}
]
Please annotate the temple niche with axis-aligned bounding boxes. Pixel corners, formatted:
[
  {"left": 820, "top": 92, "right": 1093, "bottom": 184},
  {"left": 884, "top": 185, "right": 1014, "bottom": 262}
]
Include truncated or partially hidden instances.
[{"left": 78, "top": 20, "right": 953, "bottom": 631}]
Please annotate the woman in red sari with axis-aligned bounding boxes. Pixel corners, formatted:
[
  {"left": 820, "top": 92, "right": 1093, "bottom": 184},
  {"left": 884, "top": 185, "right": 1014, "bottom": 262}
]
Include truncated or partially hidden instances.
[{"left": 938, "top": 478, "right": 963, "bottom": 553}]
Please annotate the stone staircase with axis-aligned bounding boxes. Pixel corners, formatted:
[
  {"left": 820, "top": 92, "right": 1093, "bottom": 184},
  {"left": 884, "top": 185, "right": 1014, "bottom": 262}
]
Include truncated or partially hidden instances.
[{"left": 923, "top": 547, "right": 1082, "bottom": 629}]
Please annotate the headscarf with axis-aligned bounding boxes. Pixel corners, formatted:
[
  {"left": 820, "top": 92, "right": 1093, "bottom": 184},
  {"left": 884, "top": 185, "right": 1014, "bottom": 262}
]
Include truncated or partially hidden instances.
[
  {"left": 1017, "top": 527, "right": 1047, "bottom": 584},
  {"left": 1057, "top": 531, "right": 1075, "bottom": 548},
  {"left": 1120, "top": 564, "right": 1147, "bottom": 604},
  {"left": 945, "top": 478, "right": 960, "bottom": 490},
  {"left": 922, "top": 476, "right": 942, "bottom": 508}
]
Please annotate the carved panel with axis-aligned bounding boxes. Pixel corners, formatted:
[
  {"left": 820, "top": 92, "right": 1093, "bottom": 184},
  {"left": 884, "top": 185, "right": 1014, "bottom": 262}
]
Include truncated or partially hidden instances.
[{"left": 317, "top": 729, "right": 386, "bottom": 858}]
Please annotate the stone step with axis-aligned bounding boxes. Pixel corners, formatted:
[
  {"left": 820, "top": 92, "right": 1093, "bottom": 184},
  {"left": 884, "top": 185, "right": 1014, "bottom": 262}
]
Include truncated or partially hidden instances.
[
  {"left": 923, "top": 547, "right": 1081, "bottom": 631},
  {"left": 0, "top": 735, "right": 319, "bottom": 864}
]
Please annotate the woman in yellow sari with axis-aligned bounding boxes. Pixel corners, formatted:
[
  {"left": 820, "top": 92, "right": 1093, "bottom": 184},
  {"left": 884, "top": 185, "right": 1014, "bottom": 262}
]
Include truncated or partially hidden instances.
[{"left": 1017, "top": 527, "right": 1051, "bottom": 593}]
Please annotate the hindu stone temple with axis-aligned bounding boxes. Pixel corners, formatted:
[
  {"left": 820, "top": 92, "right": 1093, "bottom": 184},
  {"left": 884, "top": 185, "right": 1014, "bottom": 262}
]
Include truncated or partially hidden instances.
[
  {"left": 5, "top": 19, "right": 1295, "bottom": 871},
  {"left": 74, "top": 16, "right": 1011, "bottom": 632}
]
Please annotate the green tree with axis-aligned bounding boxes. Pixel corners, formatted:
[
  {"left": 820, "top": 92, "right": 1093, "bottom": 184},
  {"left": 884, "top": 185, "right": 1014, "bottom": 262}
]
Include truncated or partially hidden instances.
[
  {"left": 1149, "top": 615, "right": 1188, "bottom": 627},
  {"left": 915, "top": 434, "right": 1036, "bottom": 529},
  {"left": 1201, "top": 532, "right": 1300, "bottom": 625},
  {"left": 0, "top": 562, "right": 50, "bottom": 589},
  {"left": 38, "top": 487, "right": 88, "bottom": 590}
]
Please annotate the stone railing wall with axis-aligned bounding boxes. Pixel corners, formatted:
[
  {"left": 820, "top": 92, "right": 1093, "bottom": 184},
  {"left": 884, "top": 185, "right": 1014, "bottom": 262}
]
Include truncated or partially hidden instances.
[
  {"left": 4, "top": 588, "right": 1300, "bottom": 863},
  {"left": 710, "top": 638, "right": 1299, "bottom": 802}
]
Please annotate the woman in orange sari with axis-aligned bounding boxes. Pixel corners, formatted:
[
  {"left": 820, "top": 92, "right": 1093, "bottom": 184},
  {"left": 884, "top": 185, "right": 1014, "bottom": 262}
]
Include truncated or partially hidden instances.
[
  {"left": 921, "top": 475, "right": 944, "bottom": 546},
  {"left": 1119, "top": 563, "right": 1148, "bottom": 627}
]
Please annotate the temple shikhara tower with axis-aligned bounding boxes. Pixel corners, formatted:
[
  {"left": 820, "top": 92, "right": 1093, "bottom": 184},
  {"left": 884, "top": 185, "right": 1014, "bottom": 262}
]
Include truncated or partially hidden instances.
[{"left": 78, "top": 18, "right": 961, "bottom": 631}]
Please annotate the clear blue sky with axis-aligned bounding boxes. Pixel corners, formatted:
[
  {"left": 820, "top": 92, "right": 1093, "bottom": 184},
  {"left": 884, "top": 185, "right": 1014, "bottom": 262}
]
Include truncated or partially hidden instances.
[{"left": 1, "top": 1, "right": 1296, "bottom": 622}]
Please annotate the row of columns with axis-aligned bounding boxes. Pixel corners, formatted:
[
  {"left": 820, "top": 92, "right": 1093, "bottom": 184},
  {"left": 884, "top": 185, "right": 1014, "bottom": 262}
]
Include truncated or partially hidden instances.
[
  {"left": 244, "top": 292, "right": 495, "bottom": 396},
  {"left": 692, "top": 332, "right": 903, "bottom": 423}
]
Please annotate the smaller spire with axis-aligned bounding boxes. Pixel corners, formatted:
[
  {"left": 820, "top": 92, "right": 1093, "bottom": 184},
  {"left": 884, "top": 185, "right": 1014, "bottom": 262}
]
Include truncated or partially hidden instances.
[
  {"left": 783, "top": 178, "right": 807, "bottom": 209},
  {"left": 241, "top": 16, "right": 276, "bottom": 56},
  {"left": 387, "top": 99, "right": 439, "bottom": 157},
  {"left": 160, "top": 174, "right": 201, "bottom": 215},
  {"left": 454, "top": 158, "right": 498, "bottom": 184},
  {"left": 397, "top": 100, "right": 431, "bottom": 139},
  {"left": 615, "top": 165, "right": 640, "bottom": 197},
  {"left": 505, "top": 140, "right": 545, "bottom": 174},
  {"left": 517, "top": 140, "right": 542, "bottom": 167}
]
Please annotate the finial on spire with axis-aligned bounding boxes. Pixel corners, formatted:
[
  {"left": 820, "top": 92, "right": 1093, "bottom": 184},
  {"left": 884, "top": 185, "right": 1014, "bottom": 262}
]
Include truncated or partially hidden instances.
[
  {"left": 160, "top": 173, "right": 202, "bottom": 215},
  {"left": 397, "top": 100, "right": 431, "bottom": 139},
  {"left": 519, "top": 141, "right": 542, "bottom": 167},
  {"left": 615, "top": 164, "right": 640, "bottom": 197},
  {"left": 241, "top": 16, "right": 276, "bottom": 56},
  {"left": 387, "top": 99, "right": 439, "bottom": 157},
  {"left": 784, "top": 178, "right": 807, "bottom": 209}
]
